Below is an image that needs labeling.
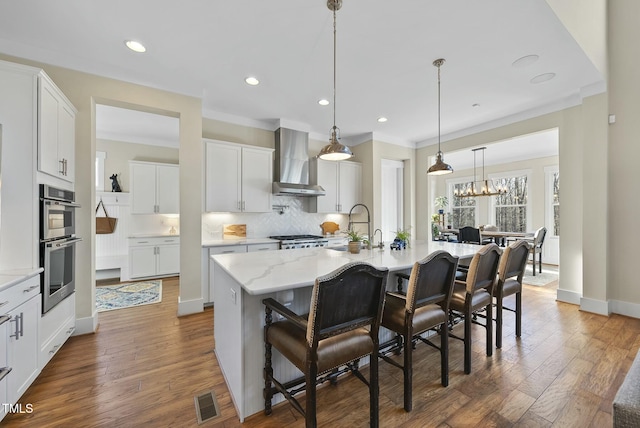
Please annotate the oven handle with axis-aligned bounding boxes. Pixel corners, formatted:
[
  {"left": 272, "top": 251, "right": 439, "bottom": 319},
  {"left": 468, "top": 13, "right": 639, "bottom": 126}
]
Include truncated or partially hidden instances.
[
  {"left": 45, "top": 238, "right": 82, "bottom": 249},
  {"left": 42, "top": 199, "right": 81, "bottom": 208}
]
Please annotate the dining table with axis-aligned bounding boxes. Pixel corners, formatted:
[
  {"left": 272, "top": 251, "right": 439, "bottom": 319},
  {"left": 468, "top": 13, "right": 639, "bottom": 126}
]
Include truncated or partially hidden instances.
[{"left": 441, "top": 228, "right": 534, "bottom": 246}]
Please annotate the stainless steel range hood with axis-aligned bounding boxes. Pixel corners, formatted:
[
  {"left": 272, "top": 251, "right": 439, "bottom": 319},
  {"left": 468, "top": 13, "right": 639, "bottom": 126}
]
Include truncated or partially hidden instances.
[{"left": 273, "top": 127, "right": 325, "bottom": 196}]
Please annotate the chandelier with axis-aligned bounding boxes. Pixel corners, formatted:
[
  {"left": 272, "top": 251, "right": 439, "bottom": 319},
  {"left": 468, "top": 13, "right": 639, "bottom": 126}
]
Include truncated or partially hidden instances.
[
  {"left": 318, "top": 0, "right": 353, "bottom": 161},
  {"left": 454, "top": 147, "right": 507, "bottom": 197},
  {"left": 427, "top": 58, "right": 453, "bottom": 175}
]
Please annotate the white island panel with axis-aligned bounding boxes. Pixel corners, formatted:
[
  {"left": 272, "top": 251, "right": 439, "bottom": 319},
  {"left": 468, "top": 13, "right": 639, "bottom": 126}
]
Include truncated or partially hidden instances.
[{"left": 212, "top": 241, "right": 481, "bottom": 421}]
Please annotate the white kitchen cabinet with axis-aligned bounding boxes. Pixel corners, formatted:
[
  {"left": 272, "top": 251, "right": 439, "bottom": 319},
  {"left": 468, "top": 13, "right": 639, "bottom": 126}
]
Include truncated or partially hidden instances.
[
  {"left": 207, "top": 245, "right": 247, "bottom": 304},
  {"left": 2, "top": 275, "right": 41, "bottom": 406},
  {"left": 1, "top": 60, "right": 75, "bottom": 271},
  {"left": 129, "top": 237, "right": 180, "bottom": 279},
  {"left": 310, "top": 159, "right": 362, "bottom": 213},
  {"left": 204, "top": 140, "right": 273, "bottom": 213},
  {"left": 130, "top": 161, "right": 179, "bottom": 214},
  {"left": 39, "top": 292, "right": 75, "bottom": 370},
  {"left": 203, "top": 242, "right": 280, "bottom": 304},
  {"left": 0, "top": 313, "right": 9, "bottom": 422},
  {"left": 326, "top": 237, "right": 348, "bottom": 247},
  {"left": 247, "top": 243, "right": 280, "bottom": 252},
  {"left": 38, "top": 74, "right": 77, "bottom": 183}
]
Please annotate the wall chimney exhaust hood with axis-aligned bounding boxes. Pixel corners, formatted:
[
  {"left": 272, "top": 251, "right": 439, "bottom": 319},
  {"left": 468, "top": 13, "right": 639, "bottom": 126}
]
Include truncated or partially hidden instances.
[{"left": 273, "top": 127, "right": 325, "bottom": 197}]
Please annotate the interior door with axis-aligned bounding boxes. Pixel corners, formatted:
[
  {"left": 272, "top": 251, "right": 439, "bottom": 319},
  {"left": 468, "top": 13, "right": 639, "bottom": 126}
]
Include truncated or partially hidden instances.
[{"left": 380, "top": 159, "right": 404, "bottom": 243}]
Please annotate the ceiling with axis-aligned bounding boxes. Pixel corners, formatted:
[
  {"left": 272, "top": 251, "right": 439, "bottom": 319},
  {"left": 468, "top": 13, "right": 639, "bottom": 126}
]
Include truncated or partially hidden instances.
[{"left": 0, "top": 0, "right": 602, "bottom": 156}]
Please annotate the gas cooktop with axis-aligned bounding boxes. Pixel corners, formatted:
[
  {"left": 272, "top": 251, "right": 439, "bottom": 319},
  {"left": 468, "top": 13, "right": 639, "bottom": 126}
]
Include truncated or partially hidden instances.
[{"left": 269, "top": 234, "right": 324, "bottom": 241}]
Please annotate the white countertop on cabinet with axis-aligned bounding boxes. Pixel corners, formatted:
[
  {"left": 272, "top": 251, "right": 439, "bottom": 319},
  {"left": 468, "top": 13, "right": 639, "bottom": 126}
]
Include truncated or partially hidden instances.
[
  {"left": 212, "top": 241, "right": 481, "bottom": 296},
  {"left": 202, "top": 238, "right": 280, "bottom": 247},
  {"left": 0, "top": 268, "right": 43, "bottom": 292}
]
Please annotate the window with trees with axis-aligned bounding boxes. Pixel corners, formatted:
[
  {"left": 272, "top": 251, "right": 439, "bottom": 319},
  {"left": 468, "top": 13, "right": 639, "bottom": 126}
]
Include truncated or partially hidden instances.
[
  {"left": 491, "top": 172, "right": 529, "bottom": 232},
  {"left": 545, "top": 167, "right": 560, "bottom": 237},
  {"left": 448, "top": 181, "right": 476, "bottom": 228}
]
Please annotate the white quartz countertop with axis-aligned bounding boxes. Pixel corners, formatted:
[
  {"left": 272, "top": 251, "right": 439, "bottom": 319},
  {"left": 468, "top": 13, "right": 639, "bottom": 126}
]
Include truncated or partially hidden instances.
[
  {"left": 212, "top": 241, "right": 481, "bottom": 295},
  {"left": 0, "top": 268, "right": 43, "bottom": 293},
  {"left": 202, "top": 238, "right": 280, "bottom": 247}
]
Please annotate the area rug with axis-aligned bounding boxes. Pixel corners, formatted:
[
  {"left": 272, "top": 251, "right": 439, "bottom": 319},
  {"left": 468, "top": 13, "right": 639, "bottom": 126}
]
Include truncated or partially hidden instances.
[
  {"left": 96, "top": 280, "right": 162, "bottom": 312},
  {"left": 522, "top": 268, "right": 558, "bottom": 286}
]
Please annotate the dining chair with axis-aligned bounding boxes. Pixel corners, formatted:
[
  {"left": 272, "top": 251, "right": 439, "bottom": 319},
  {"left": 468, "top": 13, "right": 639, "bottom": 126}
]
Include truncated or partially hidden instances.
[
  {"left": 263, "top": 261, "right": 388, "bottom": 428},
  {"left": 449, "top": 243, "right": 502, "bottom": 374},
  {"left": 494, "top": 239, "right": 529, "bottom": 348},
  {"left": 458, "top": 226, "right": 482, "bottom": 244},
  {"left": 528, "top": 227, "right": 547, "bottom": 276},
  {"left": 379, "top": 251, "right": 459, "bottom": 412}
]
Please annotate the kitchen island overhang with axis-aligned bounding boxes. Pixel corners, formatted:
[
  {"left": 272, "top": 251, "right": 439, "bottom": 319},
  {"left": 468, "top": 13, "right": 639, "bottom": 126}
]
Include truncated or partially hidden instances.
[{"left": 211, "top": 241, "right": 480, "bottom": 421}]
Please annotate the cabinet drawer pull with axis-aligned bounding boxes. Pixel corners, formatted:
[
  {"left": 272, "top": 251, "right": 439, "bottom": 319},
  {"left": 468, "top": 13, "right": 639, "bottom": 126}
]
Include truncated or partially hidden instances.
[
  {"left": 222, "top": 250, "right": 235, "bottom": 254},
  {"left": 0, "top": 315, "right": 10, "bottom": 326},
  {"left": 23, "top": 285, "right": 39, "bottom": 293},
  {"left": 0, "top": 367, "right": 12, "bottom": 382},
  {"left": 257, "top": 248, "right": 269, "bottom": 251},
  {"left": 49, "top": 344, "right": 61, "bottom": 354},
  {"left": 66, "top": 326, "right": 76, "bottom": 335}
]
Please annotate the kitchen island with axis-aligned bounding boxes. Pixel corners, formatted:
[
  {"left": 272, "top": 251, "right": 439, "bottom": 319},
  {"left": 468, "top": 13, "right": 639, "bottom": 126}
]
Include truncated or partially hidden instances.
[{"left": 212, "top": 241, "right": 481, "bottom": 421}]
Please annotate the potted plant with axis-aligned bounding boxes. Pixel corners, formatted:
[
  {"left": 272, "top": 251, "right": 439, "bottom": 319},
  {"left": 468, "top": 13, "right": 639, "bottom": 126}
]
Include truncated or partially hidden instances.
[
  {"left": 347, "top": 230, "right": 364, "bottom": 254},
  {"left": 391, "top": 228, "right": 411, "bottom": 250},
  {"left": 434, "top": 196, "right": 449, "bottom": 214}
]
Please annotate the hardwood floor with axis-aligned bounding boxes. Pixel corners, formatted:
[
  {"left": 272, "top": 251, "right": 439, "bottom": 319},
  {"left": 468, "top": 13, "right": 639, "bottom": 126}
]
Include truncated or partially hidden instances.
[{"left": 3, "top": 275, "right": 638, "bottom": 427}]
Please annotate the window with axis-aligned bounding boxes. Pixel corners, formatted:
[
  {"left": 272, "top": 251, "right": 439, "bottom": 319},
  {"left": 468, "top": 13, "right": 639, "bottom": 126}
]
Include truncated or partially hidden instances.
[
  {"left": 491, "top": 171, "right": 530, "bottom": 232},
  {"left": 447, "top": 180, "right": 476, "bottom": 228},
  {"left": 545, "top": 166, "right": 560, "bottom": 236}
]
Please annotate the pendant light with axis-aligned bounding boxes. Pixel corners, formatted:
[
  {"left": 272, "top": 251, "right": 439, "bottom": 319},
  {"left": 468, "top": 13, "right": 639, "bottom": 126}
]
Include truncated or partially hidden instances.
[
  {"left": 454, "top": 147, "right": 507, "bottom": 197},
  {"left": 427, "top": 58, "right": 453, "bottom": 175},
  {"left": 318, "top": 0, "right": 353, "bottom": 161}
]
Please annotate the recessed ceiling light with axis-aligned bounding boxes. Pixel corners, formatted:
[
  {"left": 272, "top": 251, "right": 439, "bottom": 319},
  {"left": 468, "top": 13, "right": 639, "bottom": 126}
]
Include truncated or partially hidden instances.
[
  {"left": 125, "top": 40, "right": 146, "bottom": 53},
  {"left": 530, "top": 73, "right": 556, "bottom": 84},
  {"left": 512, "top": 54, "right": 539, "bottom": 68},
  {"left": 245, "top": 77, "right": 259, "bottom": 86},
  {"left": 377, "top": 117, "right": 388, "bottom": 123},
  {"left": 318, "top": 99, "right": 330, "bottom": 106}
]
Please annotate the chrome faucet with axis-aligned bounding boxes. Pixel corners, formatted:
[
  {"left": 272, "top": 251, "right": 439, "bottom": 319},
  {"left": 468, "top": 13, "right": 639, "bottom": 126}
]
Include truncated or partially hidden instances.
[
  {"left": 348, "top": 204, "right": 371, "bottom": 250},
  {"left": 373, "top": 229, "right": 384, "bottom": 249}
]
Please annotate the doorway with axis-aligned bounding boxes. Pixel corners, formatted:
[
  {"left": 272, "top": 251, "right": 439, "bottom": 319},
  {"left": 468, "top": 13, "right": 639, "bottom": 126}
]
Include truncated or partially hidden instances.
[
  {"left": 94, "top": 103, "right": 180, "bottom": 309},
  {"left": 380, "top": 159, "right": 404, "bottom": 243}
]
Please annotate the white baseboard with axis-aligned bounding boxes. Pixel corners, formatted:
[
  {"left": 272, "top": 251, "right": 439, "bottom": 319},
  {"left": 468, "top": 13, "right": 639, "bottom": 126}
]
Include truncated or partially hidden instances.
[
  {"left": 610, "top": 300, "right": 640, "bottom": 319},
  {"left": 74, "top": 311, "right": 98, "bottom": 335},
  {"left": 580, "top": 297, "right": 610, "bottom": 316},
  {"left": 556, "top": 288, "right": 581, "bottom": 305},
  {"left": 178, "top": 296, "right": 203, "bottom": 316}
]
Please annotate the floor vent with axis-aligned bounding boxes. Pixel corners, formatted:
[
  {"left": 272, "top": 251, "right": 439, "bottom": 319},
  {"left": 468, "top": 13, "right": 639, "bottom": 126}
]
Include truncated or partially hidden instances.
[{"left": 194, "top": 390, "right": 221, "bottom": 424}]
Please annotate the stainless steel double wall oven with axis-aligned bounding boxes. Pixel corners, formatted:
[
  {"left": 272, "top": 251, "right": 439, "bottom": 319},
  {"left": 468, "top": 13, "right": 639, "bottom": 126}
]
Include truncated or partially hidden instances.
[{"left": 39, "top": 184, "right": 81, "bottom": 314}]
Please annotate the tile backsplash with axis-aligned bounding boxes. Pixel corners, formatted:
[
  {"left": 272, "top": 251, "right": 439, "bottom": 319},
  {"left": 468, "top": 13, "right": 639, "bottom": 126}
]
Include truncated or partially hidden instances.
[{"left": 202, "top": 196, "right": 348, "bottom": 239}]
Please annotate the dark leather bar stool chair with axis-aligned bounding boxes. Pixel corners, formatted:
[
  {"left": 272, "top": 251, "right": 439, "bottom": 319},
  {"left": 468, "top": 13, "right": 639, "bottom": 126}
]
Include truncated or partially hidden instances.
[
  {"left": 494, "top": 239, "right": 529, "bottom": 348},
  {"left": 379, "top": 251, "right": 459, "bottom": 412},
  {"left": 263, "top": 262, "right": 388, "bottom": 428},
  {"left": 449, "top": 243, "right": 502, "bottom": 374}
]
